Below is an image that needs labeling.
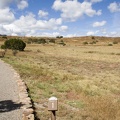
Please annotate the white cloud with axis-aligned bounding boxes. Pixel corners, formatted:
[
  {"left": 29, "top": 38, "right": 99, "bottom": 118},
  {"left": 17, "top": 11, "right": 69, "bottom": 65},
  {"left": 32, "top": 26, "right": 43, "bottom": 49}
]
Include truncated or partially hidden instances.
[
  {"left": 3, "top": 24, "right": 22, "bottom": 34},
  {"left": 42, "top": 32, "right": 60, "bottom": 37},
  {"left": 93, "top": 21, "right": 106, "bottom": 27},
  {"left": 65, "top": 33, "right": 77, "bottom": 38},
  {"left": 26, "top": 32, "right": 60, "bottom": 37},
  {"left": 35, "top": 18, "right": 62, "bottom": 30},
  {"left": 86, "top": 29, "right": 120, "bottom": 37},
  {"left": 0, "top": 0, "right": 13, "bottom": 8},
  {"left": 59, "top": 25, "right": 68, "bottom": 32},
  {"left": 101, "top": 29, "right": 107, "bottom": 34},
  {"left": 17, "top": 0, "right": 28, "bottom": 10},
  {"left": 11, "top": 33, "right": 18, "bottom": 36},
  {"left": 106, "top": 31, "right": 120, "bottom": 37},
  {"left": 0, "top": 0, "right": 28, "bottom": 9},
  {"left": 0, "top": 25, "right": 7, "bottom": 34},
  {"left": 2, "top": 13, "right": 62, "bottom": 36},
  {"left": 52, "top": 0, "right": 102, "bottom": 21},
  {"left": 0, "top": 7, "right": 15, "bottom": 24},
  {"left": 90, "top": 0, "right": 102, "bottom": 3},
  {"left": 54, "top": 18, "right": 62, "bottom": 25},
  {"left": 38, "top": 10, "right": 48, "bottom": 17},
  {"left": 87, "top": 31, "right": 95, "bottom": 36},
  {"left": 96, "top": 10, "right": 102, "bottom": 16},
  {"left": 110, "top": 31, "right": 117, "bottom": 35},
  {"left": 86, "top": 30, "right": 100, "bottom": 36},
  {"left": 113, "top": 32, "right": 120, "bottom": 37},
  {"left": 108, "top": 2, "right": 120, "bottom": 13}
]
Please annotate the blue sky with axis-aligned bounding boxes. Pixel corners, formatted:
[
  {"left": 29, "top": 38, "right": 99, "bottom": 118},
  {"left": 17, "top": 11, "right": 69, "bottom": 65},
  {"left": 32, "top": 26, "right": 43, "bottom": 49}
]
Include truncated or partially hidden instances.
[{"left": 0, "top": 0, "right": 120, "bottom": 37}]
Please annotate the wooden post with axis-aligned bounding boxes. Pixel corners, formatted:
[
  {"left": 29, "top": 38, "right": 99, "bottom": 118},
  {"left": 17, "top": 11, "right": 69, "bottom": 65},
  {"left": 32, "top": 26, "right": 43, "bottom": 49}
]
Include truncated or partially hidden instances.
[
  {"left": 51, "top": 111, "right": 56, "bottom": 120},
  {"left": 48, "top": 97, "right": 58, "bottom": 120}
]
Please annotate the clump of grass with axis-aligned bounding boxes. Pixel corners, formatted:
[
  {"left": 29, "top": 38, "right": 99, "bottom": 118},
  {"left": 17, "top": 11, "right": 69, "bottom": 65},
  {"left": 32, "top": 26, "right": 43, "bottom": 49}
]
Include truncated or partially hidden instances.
[
  {"left": 2, "top": 36, "right": 7, "bottom": 39},
  {"left": 83, "top": 96, "right": 120, "bottom": 120},
  {"left": 116, "top": 53, "right": 120, "bottom": 55},
  {"left": 66, "top": 100, "right": 85, "bottom": 109},
  {"left": 91, "top": 36, "right": 95, "bottom": 39},
  {"left": 12, "top": 50, "right": 18, "bottom": 56},
  {"left": 89, "top": 41, "right": 97, "bottom": 44},
  {"left": 108, "top": 43, "right": 113, "bottom": 46},
  {"left": 58, "top": 40, "right": 66, "bottom": 46},
  {"left": 85, "top": 51, "right": 97, "bottom": 53},
  {"left": 113, "top": 41, "right": 118, "bottom": 44},
  {"left": 49, "top": 39, "right": 56, "bottom": 43},
  {"left": 83, "top": 41, "right": 88, "bottom": 45},
  {"left": 55, "top": 82, "right": 71, "bottom": 92}
]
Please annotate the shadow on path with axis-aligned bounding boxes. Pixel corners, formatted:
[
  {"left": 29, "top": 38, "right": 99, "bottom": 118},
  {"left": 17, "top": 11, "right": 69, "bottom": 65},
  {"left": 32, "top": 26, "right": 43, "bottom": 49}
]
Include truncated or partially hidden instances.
[{"left": 0, "top": 100, "right": 23, "bottom": 113}]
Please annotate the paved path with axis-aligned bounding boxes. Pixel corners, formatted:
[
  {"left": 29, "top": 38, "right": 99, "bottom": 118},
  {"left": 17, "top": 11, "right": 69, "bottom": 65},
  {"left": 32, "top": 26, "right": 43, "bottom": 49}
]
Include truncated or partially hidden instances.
[{"left": 0, "top": 59, "right": 23, "bottom": 120}]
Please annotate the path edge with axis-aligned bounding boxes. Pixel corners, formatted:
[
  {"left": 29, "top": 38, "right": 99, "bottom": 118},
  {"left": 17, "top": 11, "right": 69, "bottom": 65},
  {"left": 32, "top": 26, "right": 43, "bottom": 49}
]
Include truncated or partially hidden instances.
[{"left": 1, "top": 59, "right": 34, "bottom": 120}]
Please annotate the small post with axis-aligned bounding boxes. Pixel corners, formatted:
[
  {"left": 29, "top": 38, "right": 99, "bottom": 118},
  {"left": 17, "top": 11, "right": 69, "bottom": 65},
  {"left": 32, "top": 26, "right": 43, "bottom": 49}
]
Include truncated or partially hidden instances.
[
  {"left": 51, "top": 111, "right": 56, "bottom": 120},
  {"left": 48, "top": 97, "right": 58, "bottom": 120}
]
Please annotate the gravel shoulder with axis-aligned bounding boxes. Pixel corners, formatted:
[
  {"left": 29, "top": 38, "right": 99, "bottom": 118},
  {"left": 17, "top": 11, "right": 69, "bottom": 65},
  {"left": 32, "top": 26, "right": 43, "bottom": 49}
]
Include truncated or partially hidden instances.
[{"left": 0, "top": 59, "right": 23, "bottom": 120}]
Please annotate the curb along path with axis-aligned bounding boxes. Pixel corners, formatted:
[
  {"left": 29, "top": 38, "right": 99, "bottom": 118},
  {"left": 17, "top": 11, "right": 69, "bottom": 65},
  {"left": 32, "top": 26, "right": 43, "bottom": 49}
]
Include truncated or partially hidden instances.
[{"left": 0, "top": 59, "right": 34, "bottom": 120}]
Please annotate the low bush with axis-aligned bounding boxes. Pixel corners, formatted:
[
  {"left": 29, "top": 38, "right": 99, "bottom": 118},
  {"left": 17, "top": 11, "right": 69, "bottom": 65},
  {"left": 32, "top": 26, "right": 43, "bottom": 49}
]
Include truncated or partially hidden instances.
[
  {"left": 37, "top": 39, "right": 47, "bottom": 44},
  {"left": 49, "top": 39, "right": 56, "bottom": 43},
  {"left": 1, "top": 45, "right": 7, "bottom": 49},
  {"left": 91, "top": 36, "right": 95, "bottom": 39},
  {"left": 56, "top": 36, "right": 63, "bottom": 39},
  {"left": 4, "top": 38, "right": 26, "bottom": 51},
  {"left": 113, "top": 41, "right": 118, "bottom": 44},
  {"left": 108, "top": 43, "right": 113, "bottom": 46},
  {"left": 83, "top": 42, "right": 88, "bottom": 45},
  {"left": 59, "top": 40, "right": 66, "bottom": 46},
  {"left": 89, "top": 41, "right": 96, "bottom": 44},
  {"left": 0, "top": 34, "right": 7, "bottom": 38}
]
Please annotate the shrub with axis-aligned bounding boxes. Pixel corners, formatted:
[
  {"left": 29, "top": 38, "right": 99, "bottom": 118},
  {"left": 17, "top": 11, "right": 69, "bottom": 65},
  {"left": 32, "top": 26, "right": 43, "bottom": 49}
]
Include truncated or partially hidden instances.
[
  {"left": 113, "top": 41, "right": 118, "bottom": 44},
  {"left": 4, "top": 38, "right": 26, "bottom": 51},
  {"left": 49, "top": 39, "right": 56, "bottom": 43},
  {"left": 2, "top": 36, "right": 7, "bottom": 39},
  {"left": 89, "top": 41, "right": 96, "bottom": 44},
  {"left": 56, "top": 36, "right": 63, "bottom": 39},
  {"left": 27, "top": 38, "right": 33, "bottom": 44},
  {"left": 59, "top": 40, "right": 66, "bottom": 46},
  {"left": 83, "top": 42, "right": 88, "bottom": 45},
  {"left": 26, "top": 41, "right": 31, "bottom": 44},
  {"left": 27, "top": 38, "right": 47, "bottom": 44},
  {"left": 108, "top": 43, "right": 113, "bottom": 46},
  {"left": 91, "top": 36, "right": 95, "bottom": 39},
  {"left": 37, "top": 39, "right": 46, "bottom": 44},
  {"left": 1, "top": 45, "right": 7, "bottom": 49}
]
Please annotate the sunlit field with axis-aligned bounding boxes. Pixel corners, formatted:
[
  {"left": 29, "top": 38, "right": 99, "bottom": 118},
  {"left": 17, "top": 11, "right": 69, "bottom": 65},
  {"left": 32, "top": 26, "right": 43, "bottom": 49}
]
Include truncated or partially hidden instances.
[{"left": 0, "top": 36, "right": 120, "bottom": 120}]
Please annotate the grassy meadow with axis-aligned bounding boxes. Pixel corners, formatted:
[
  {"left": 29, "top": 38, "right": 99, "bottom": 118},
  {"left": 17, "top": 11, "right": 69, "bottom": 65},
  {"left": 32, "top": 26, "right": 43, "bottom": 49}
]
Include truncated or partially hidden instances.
[{"left": 0, "top": 36, "right": 120, "bottom": 120}]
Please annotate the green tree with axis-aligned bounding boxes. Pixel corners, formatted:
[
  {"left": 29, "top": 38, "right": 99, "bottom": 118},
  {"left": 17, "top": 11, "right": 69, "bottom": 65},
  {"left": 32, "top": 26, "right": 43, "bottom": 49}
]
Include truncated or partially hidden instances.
[
  {"left": 4, "top": 38, "right": 26, "bottom": 51},
  {"left": 56, "top": 36, "right": 63, "bottom": 38},
  {"left": 1, "top": 45, "right": 7, "bottom": 49}
]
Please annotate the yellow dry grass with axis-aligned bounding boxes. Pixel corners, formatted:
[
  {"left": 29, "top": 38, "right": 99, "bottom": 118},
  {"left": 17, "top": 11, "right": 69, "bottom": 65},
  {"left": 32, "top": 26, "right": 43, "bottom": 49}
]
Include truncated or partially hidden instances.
[{"left": 0, "top": 37, "right": 120, "bottom": 120}]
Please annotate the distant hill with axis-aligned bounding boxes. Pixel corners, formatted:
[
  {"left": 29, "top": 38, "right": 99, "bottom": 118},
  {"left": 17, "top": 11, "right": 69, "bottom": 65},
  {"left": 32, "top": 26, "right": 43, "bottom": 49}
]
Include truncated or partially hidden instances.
[{"left": 0, "top": 35, "right": 120, "bottom": 46}]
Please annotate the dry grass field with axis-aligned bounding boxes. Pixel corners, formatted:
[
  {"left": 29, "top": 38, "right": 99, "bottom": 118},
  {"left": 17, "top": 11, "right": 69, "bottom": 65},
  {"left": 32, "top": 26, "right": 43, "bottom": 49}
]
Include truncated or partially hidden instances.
[{"left": 0, "top": 36, "right": 120, "bottom": 120}]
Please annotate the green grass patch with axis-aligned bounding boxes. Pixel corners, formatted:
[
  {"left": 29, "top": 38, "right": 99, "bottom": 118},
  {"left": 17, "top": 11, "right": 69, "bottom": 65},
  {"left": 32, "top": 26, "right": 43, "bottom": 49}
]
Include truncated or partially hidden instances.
[{"left": 66, "top": 100, "right": 85, "bottom": 109}]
